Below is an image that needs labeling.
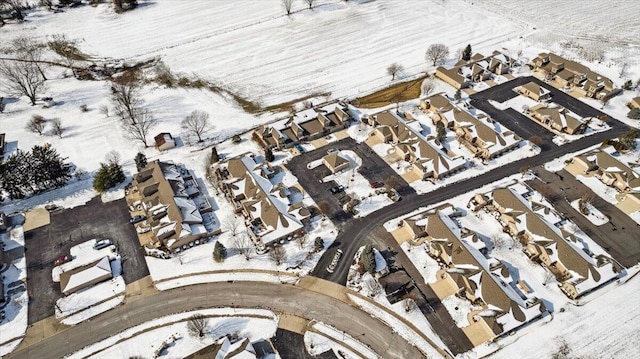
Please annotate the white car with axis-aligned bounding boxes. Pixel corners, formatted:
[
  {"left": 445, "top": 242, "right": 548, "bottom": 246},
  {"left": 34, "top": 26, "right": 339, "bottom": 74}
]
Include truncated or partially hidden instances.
[
  {"left": 326, "top": 249, "right": 343, "bottom": 273},
  {"left": 94, "top": 239, "right": 113, "bottom": 250}
]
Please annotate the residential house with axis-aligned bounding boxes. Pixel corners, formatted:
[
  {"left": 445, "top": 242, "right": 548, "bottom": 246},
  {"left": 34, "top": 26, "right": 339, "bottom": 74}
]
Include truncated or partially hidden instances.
[
  {"left": 530, "top": 52, "right": 615, "bottom": 99},
  {"left": 471, "top": 183, "right": 621, "bottom": 299},
  {"left": 435, "top": 51, "right": 516, "bottom": 89},
  {"left": 59, "top": 256, "right": 113, "bottom": 296},
  {"left": 323, "top": 151, "right": 350, "bottom": 174},
  {"left": 214, "top": 153, "right": 310, "bottom": 247},
  {"left": 125, "top": 160, "right": 216, "bottom": 253},
  {"left": 529, "top": 103, "right": 588, "bottom": 134},
  {"left": 400, "top": 205, "right": 545, "bottom": 346},
  {"left": 617, "top": 192, "right": 640, "bottom": 215},
  {"left": 593, "top": 150, "right": 640, "bottom": 192},
  {"left": 368, "top": 111, "right": 466, "bottom": 181},
  {"left": 423, "top": 94, "right": 520, "bottom": 160},
  {"left": 154, "top": 132, "right": 176, "bottom": 151},
  {"left": 518, "top": 82, "right": 551, "bottom": 101},
  {"left": 255, "top": 103, "right": 351, "bottom": 149},
  {"left": 629, "top": 97, "right": 640, "bottom": 109}
]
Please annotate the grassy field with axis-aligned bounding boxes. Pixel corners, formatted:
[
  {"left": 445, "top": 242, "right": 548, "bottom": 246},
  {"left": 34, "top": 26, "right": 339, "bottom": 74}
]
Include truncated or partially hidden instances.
[{"left": 355, "top": 76, "right": 428, "bottom": 108}]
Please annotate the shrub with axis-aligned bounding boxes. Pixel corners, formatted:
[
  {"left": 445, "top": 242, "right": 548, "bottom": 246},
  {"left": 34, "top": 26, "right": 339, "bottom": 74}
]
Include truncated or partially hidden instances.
[
  {"left": 628, "top": 108, "right": 640, "bottom": 120},
  {"left": 93, "top": 162, "right": 125, "bottom": 192},
  {"left": 213, "top": 241, "right": 227, "bottom": 262},
  {"left": 360, "top": 245, "right": 376, "bottom": 273},
  {"left": 314, "top": 237, "right": 324, "bottom": 252},
  {"left": 265, "top": 147, "right": 275, "bottom": 162},
  {"left": 232, "top": 134, "right": 242, "bottom": 143}
]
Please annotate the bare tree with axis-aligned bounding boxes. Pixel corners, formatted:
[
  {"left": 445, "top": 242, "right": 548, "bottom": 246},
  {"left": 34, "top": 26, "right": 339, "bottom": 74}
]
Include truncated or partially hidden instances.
[
  {"left": 121, "top": 108, "right": 157, "bottom": 147},
  {"left": 233, "top": 233, "right": 253, "bottom": 261},
  {"left": 26, "top": 115, "right": 46, "bottom": 135},
  {"left": 421, "top": 78, "right": 435, "bottom": 97},
  {"left": 186, "top": 314, "right": 209, "bottom": 339},
  {"left": 425, "top": 43, "right": 450, "bottom": 66},
  {"left": 12, "top": 36, "right": 48, "bottom": 80},
  {"left": 297, "top": 234, "right": 308, "bottom": 249},
  {"left": 386, "top": 63, "right": 404, "bottom": 81},
  {"left": 105, "top": 150, "right": 121, "bottom": 165},
  {"left": 111, "top": 75, "right": 142, "bottom": 124},
  {"left": 403, "top": 298, "right": 417, "bottom": 313},
  {"left": 542, "top": 271, "right": 555, "bottom": 286},
  {"left": 47, "top": 34, "right": 86, "bottom": 77},
  {"left": 0, "top": 59, "right": 46, "bottom": 105},
  {"left": 529, "top": 135, "right": 544, "bottom": 146},
  {"left": 223, "top": 216, "right": 242, "bottom": 237},
  {"left": 0, "top": 0, "right": 25, "bottom": 21},
  {"left": 619, "top": 62, "right": 629, "bottom": 78},
  {"left": 282, "top": 0, "right": 293, "bottom": 15},
  {"left": 51, "top": 118, "right": 64, "bottom": 138},
  {"left": 181, "top": 110, "right": 212, "bottom": 142},
  {"left": 304, "top": 0, "right": 315, "bottom": 9},
  {"left": 269, "top": 244, "right": 287, "bottom": 266}
]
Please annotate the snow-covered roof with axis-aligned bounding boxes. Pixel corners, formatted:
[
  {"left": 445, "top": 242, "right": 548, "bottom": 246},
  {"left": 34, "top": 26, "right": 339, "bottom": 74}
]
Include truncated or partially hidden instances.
[{"left": 60, "top": 257, "right": 113, "bottom": 295}]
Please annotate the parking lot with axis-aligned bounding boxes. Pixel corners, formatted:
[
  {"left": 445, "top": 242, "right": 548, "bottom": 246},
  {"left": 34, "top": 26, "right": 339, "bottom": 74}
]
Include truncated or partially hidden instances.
[
  {"left": 24, "top": 196, "right": 149, "bottom": 323},
  {"left": 286, "top": 137, "right": 414, "bottom": 224}
]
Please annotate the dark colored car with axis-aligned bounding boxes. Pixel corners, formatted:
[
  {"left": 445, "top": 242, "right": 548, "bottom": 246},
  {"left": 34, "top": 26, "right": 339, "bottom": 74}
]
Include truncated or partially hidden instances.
[
  {"left": 330, "top": 185, "right": 345, "bottom": 194},
  {"left": 370, "top": 181, "right": 384, "bottom": 188},
  {"left": 53, "top": 255, "right": 72, "bottom": 266},
  {"left": 129, "top": 215, "right": 146, "bottom": 224}
]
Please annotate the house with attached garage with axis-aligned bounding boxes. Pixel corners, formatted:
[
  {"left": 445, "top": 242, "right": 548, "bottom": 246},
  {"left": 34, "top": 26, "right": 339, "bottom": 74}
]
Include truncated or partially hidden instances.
[
  {"left": 421, "top": 94, "right": 520, "bottom": 160},
  {"left": 517, "top": 82, "right": 551, "bottom": 102},
  {"left": 125, "top": 160, "right": 217, "bottom": 254},
  {"left": 398, "top": 204, "right": 546, "bottom": 346},
  {"left": 469, "top": 183, "right": 622, "bottom": 299},
  {"left": 367, "top": 111, "right": 466, "bottom": 181},
  {"left": 528, "top": 103, "right": 588, "bottom": 135},
  {"left": 213, "top": 153, "right": 310, "bottom": 248},
  {"left": 435, "top": 51, "right": 516, "bottom": 89},
  {"left": 254, "top": 103, "right": 352, "bottom": 149},
  {"left": 565, "top": 147, "right": 640, "bottom": 192}
]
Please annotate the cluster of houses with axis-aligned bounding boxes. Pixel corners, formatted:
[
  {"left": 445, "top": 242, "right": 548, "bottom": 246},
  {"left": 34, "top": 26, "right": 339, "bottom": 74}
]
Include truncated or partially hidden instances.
[
  {"left": 530, "top": 52, "right": 615, "bottom": 100},
  {"left": 365, "top": 110, "right": 467, "bottom": 182},
  {"left": 125, "top": 160, "right": 218, "bottom": 254},
  {"left": 435, "top": 50, "right": 516, "bottom": 90},
  {"left": 420, "top": 94, "right": 521, "bottom": 160},
  {"left": 212, "top": 153, "right": 311, "bottom": 249},
  {"left": 396, "top": 204, "right": 546, "bottom": 346},
  {"left": 517, "top": 82, "right": 590, "bottom": 135},
  {"left": 565, "top": 146, "right": 640, "bottom": 215},
  {"left": 255, "top": 103, "right": 352, "bottom": 149},
  {"left": 468, "top": 182, "right": 621, "bottom": 299}
]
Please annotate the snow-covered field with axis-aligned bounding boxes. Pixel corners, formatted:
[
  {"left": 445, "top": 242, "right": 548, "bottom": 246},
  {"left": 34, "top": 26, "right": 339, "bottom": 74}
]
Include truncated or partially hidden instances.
[{"left": 304, "top": 321, "right": 378, "bottom": 359}]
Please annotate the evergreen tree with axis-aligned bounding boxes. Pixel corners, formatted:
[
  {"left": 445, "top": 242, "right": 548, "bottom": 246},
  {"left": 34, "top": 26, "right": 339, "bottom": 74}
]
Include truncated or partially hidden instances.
[
  {"left": 265, "top": 147, "right": 275, "bottom": 162},
  {"left": 93, "top": 161, "right": 125, "bottom": 192},
  {"left": 360, "top": 245, "right": 376, "bottom": 273},
  {"left": 134, "top": 152, "right": 147, "bottom": 172},
  {"left": 462, "top": 44, "right": 472, "bottom": 61},
  {"left": 314, "top": 237, "right": 324, "bottom": 252},
  {"left": 213, "top": 241, "right": 227, "bottom": 262},
  {"left": 436, "top": 121, "right": 447, "bottom": 144},
  {"left": 628, "top": 108, "right": 640, "bottom": 120},
  {"left": 454, "top": 88, "right": 462, "bottom": 102},
  {"left": 622, "top": 79, "right": 633, "bottom": 90}
]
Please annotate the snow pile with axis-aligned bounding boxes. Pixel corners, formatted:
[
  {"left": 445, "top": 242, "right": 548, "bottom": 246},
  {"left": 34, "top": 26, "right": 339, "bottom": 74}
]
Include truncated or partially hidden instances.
[{"left": 569, "top": 199, "right": 609, "bottom": 226}]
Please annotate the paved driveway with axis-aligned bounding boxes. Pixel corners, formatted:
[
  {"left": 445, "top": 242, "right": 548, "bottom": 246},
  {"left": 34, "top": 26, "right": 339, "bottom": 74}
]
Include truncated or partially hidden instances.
[
  {"left": 24, "top": 197, "right": 149, "bottom": 323},
  {"left": 527, "top": 168, "right": 640, "bottom": 267}
]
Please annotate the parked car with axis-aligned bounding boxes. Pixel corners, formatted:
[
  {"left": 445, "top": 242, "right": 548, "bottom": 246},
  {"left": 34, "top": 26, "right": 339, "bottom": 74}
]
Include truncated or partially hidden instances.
[
  {"left": 136, "top": 226, "right": 151, "bottom": 234},
  {"left": 94, "top": 239, "right": 113, "bottom": 250},
  {"left": 329, "top": 185, "right": 344, "bottom": 194},
  {"left": 326, "top": 148, "right": 338, "bottom": 155},
  {"left": 370, "top": 181, "right": 384, "bottom": 188},
  {"left": 53, "top": 255, "right": 72, "bottom": 266},
  {"left": 326, "top": 249, "right": 343, "bottom": 273},
  {"left": 294, "top": 144, "right": 305, "bottom": 153},
  {"left": 129, "top": 215, "right": 146, "bottom": 224}
]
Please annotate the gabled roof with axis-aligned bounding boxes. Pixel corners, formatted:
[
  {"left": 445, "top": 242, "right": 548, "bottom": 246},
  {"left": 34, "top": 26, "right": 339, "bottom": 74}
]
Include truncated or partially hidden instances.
[
  {"left": 595, "top": 151, "right": 640, "bottom": 189},
  {"left": 60, "top": 256, "right": 112, "bottom": 295},
  {"left": 323, "top": 152, "right": 349, "bottom": 169}
]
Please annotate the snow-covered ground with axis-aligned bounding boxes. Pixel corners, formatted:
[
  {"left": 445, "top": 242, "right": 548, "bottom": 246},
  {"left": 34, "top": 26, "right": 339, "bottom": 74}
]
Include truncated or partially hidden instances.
[
  {"left": 0, "top": 256, "right": 28, "bottom": 356},
  {"left": 441, "top": 295, "right": 482, "bottom": 328},
  {"left": 569, "top": 199, "right": 609, "bottom": 226},
  {"left": 321, "top": 150, "right": 394, "bottom": 217},
  {"left": 66, "top": 308, "right": 278, "bottom": 359},
  {"left": 304, "top": 321, "right": 378, "bottom": 359}
]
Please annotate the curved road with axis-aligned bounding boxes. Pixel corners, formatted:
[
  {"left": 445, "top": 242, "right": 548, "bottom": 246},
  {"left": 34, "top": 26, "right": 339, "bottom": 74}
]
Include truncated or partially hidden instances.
[{"left": 6, "top": 282, "right": 424, "bottom": 359}]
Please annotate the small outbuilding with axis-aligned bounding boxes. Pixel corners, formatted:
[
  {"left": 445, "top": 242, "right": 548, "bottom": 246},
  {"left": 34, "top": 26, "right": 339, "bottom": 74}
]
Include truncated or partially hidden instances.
[
  {"left": 323, "top": 152, "right": 350, "bottom": 174},
  {"left": 154, "top": 132, "right": 176, "bottom": 151},
  {"left": 59, "top": 256, "right": 113, "bottom": 296}
]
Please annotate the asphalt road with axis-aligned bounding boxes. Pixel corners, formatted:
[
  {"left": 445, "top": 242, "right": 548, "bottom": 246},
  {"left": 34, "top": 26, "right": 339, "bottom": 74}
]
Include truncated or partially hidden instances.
[
  {"left": 527, "top": 168, "right": 640, "bottom": 267},
  {"left": 7, "top": 282, "right": 424, "bottom": 359},
  {"left": 273, "top": 329, "right": 337, "bottom": 359},
  {"left": 23, "top": 197, "right": 149, "bottom": 323}
]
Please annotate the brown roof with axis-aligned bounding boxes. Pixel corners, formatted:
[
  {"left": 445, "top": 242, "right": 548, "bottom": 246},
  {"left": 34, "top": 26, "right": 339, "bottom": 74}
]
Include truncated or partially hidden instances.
[
  {"left": 323, "top": 152, "right": 349, "bottom": 169},
  {"left": 595, "top": 151, "right": 640, "bottom": 189},
  {"left": 154, "top": 132, "right": 172, "bottom": 147}
]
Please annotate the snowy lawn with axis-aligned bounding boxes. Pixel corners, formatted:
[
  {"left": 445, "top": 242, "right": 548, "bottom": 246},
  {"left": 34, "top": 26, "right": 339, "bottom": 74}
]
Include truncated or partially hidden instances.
[
  {"left": 400, "top": 242, "right": 441, "bottom": 285},
  {"left": 55, "top": 276, "right": 126, "bottom": 320},
  {"left": 67, "top": 308, "right": 278, "bottom": 359},
  {"left": 569, "top": 199, "right": 609, "bottom": 226},
  {"left": 575, "top": 175, "right": 619, "bottom": 204},
  {"left": 305, "top": 322, "right": 378, "bottom": 359},
  {"left": 321, "top": 150, "right": 394, "bottom": 217},
  {"left": 0, "top": 257, "right": 28, "bottom": 355},
  {"left": 440, "top": 295, "right": 482, "bottom": 328}
]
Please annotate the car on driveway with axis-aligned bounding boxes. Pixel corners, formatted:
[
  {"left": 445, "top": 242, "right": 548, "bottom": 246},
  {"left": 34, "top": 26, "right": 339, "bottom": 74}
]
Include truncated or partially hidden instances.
[
  {"left": 330, "top": 185, "right": 344, "bottom": 194},
  {"left": 294, "top": 144, "right": 305, "bottom": 153},
  {"left": 129, "top": 215, "right": 146, "bottom": 224},
  {"left": 370, "top": 181, "right": 384, "bottom": 188},
  {"left": 326, "top": 249, "right": 343, "bottom": 273},
  {"left": 326, "top": 148, "right": 338, "bottom": 155},
  {"left": 388, "top": 188, "right": 401, "bottom": 202},
  {"left": 94, "top": 239, "right": 113, "bottom": 250},
  {"left": 53, "top": 255, "right": 72, "bottom": 266}
]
